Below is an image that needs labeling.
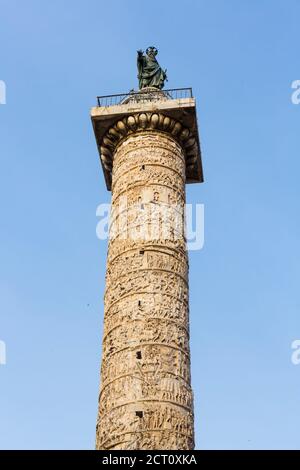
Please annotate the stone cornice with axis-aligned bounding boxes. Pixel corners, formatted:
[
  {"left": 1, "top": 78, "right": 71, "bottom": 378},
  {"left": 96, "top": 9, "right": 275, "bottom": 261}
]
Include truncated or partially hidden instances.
[
  {"left": 100, "top": 112, "right": 199, "bottom": 183},
  {"left": 91, "top": 96, "right": 203, "bottom": 190}
]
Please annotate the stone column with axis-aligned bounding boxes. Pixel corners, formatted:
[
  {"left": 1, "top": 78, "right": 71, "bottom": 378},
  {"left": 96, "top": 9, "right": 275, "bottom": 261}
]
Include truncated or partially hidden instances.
[{"left": 91, "top": 92, "right": 203, "bottom": 450}]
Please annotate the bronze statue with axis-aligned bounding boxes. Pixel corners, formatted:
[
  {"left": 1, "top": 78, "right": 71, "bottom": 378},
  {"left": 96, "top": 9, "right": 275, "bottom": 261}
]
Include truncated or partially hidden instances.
[{"left": 137, "top": 47, "right": 167, "bottom": 90}]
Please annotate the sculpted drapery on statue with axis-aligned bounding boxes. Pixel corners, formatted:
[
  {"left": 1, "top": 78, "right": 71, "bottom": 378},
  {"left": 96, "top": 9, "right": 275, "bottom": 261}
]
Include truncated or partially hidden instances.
[{"left": 137, "top": 47, "right": 167, "bottom": 90}]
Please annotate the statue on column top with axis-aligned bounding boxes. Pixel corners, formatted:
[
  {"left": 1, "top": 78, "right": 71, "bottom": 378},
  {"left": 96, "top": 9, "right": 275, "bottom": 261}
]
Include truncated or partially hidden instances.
[{"left": 137, "top": 47, "right": 167, "bottom": 90}]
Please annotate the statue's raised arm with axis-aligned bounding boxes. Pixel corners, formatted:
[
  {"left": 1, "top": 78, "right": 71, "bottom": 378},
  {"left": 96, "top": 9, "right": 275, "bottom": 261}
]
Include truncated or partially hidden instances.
[{"left": 137, "top": 47, "right": 167, "bottom": 90}]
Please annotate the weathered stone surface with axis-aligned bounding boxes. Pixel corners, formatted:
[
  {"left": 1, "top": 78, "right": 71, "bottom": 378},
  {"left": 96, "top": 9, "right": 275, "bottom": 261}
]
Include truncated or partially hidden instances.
[{"left": 92, "top": 94, "right": 202, "bottom": 450}]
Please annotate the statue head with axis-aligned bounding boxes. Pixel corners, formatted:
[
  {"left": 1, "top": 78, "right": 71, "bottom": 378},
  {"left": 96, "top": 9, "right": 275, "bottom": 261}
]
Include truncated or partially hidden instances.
[{"left": 146, "top": 46, "right": 158, "bottom": 59}]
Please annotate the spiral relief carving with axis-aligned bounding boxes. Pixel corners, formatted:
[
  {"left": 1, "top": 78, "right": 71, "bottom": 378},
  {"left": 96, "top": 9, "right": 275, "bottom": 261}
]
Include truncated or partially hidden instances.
[{"left": 96, "top": 120, "right": 195, "bottom": 450}]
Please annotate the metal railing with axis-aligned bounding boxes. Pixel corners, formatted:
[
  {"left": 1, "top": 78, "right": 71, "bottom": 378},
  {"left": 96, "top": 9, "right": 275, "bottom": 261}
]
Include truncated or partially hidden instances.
[{"left": 96, "top": 88, "right": 193, "bottom": 107}]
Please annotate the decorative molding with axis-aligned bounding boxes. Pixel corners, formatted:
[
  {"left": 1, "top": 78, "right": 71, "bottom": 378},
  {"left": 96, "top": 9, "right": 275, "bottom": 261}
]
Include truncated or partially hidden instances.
[{"left": 99, "top": 112, "right": 199, "bottom": 183}]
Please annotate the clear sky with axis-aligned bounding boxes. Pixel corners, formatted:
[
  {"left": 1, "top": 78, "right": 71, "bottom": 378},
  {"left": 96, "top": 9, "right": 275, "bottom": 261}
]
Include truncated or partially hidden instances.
[{"left": 0, "top": 0, "right": 299, "bottom": 450}]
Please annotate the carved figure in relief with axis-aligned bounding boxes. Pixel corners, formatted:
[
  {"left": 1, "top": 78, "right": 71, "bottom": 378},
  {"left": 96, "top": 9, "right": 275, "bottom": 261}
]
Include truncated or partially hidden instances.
[{"left": 96, "top": 119, "right": 195, "bottom": 449}]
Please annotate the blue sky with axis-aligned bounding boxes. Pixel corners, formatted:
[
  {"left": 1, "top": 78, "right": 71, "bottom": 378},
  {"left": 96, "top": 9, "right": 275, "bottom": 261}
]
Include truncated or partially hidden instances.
[{"left": 0, "top": 0, "right": 299, "bottom": 450}]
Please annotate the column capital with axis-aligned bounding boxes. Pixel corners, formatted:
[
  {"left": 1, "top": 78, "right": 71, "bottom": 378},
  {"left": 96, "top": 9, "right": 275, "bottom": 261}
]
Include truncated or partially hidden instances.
[{"left": 91, "top": 91, "right": 203, "bottom": 190}]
